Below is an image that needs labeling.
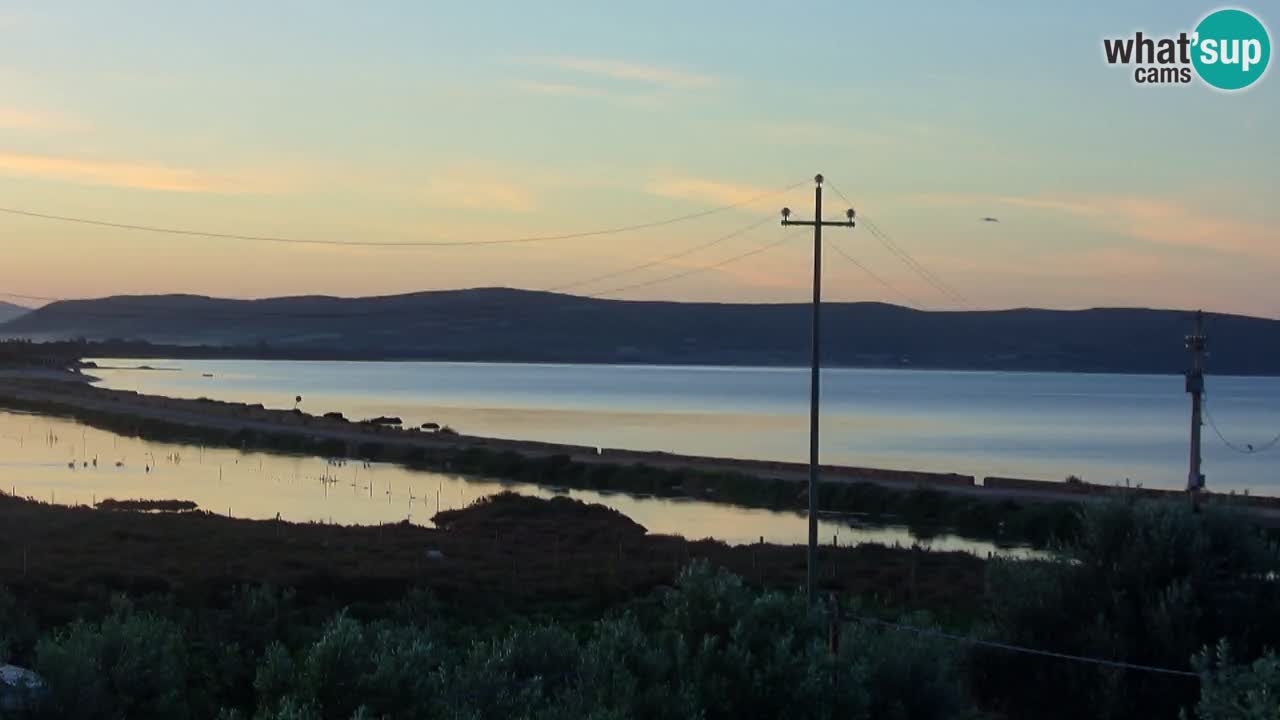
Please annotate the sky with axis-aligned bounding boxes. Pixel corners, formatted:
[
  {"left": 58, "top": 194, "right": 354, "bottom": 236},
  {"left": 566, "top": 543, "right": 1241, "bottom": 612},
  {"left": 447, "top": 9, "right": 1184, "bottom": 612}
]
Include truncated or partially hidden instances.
[{"left": 0, "top": 1, "right": 1277, "bottom": 316}]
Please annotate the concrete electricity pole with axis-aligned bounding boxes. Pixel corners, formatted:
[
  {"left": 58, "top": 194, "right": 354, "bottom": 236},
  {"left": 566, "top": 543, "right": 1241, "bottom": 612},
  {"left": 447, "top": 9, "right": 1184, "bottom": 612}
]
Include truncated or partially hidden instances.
[
  {"left": 1186, "top": 310, "right": 1207, "bottom": 500},
  {"left": 781, "top": 174, "right": 856, "bottom": 606}
]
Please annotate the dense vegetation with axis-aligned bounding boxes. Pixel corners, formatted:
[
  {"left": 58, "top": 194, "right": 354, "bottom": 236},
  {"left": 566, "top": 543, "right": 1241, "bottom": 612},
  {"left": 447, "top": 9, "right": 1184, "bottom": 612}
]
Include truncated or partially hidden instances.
[
  {"left": 3, "top": 496, "right": 1280, "bottom": 718},
  {"left": 2, "top": 564, "right": 975, "bottom": 720},
  {"left": 976, "top": 497, "right": 1280, "bottom": 718},
  {"left": 0, "top": 341, "right": 83, "bottom": 370}
]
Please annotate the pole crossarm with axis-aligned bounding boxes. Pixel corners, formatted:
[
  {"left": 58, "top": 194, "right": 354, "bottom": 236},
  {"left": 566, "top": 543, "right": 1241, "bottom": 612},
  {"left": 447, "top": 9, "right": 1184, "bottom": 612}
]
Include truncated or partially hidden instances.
[
  {"left": 782, "top": 174, "right": 857, "bottom": 607},
  {"left": 781, "top": 219, "right": 856, "bottom": 228}
]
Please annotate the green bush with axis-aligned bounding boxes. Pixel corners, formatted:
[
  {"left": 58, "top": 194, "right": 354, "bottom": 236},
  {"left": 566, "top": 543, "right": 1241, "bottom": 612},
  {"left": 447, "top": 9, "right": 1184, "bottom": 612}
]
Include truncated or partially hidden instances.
[
  {"left": 662, "top": 563, "right": 852, "bottom": 720},
  {"left": 253, "top": 642, "right": 298, "bottom": 711},
  {"left": 1191, "top": 639, "right": 1280, "bottom": 720},
  {"left": 439, "top": 624, "right": 581, "bottom": 720},
  {"left": 840, "top": 612, "right": 975, "bottom": 720},
  {"left": 10, "top": 562, "right": 983, "bottom": 719},
  {"left": 571, "top": 615, "right": 697, "bottom": 719},
  {"left": 295, "top": 613, "right": 370, "bottom": 716},
  {"left": 978, "top": 497, "right": 1280, "bottom": 719},
  {"left": 251, "top": 612, "right": 442, "bottom": 720},
  {"left": 34, "top": 596, "right": 189, "bottom": 719}
]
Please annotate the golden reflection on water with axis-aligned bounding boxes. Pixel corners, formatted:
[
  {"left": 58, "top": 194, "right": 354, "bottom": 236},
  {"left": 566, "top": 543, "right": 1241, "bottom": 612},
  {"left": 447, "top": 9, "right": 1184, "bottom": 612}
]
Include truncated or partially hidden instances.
[
  {"left": 0, "top": 410, "right": 1023, "bottom": 555},
  {"left": 87, "top": 363, "right": 941, "bottom": 469}
]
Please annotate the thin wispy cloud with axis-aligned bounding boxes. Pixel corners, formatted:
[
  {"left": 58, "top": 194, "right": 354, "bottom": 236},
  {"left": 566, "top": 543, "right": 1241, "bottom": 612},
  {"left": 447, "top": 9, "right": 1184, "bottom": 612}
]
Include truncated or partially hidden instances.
[
  {"left": 1100, "top": 196, "right": 1276, "bottom": 260},
  {"left": 0, "top": 151, "right": 287, "bottom": 193},
  {"left": 0, "top": 107, "right": 78, "bottom": 132},
  {"left": 753, "top": 122, "right": 898, "bottom": 149},
  {"left": 646, "top": 176, "right": 785, "bottom": 213},
  {"left": 422, "top": 176, "right": 538, "bottom": 213},
  {"left": 908, "top": 193, "right": 1109, "bottom": 218},
  {"left": 522, "top": 56, "right": 718, "bottom": 90},
  {"left": 908, "top": 191, "right": 1278, "bottom": 261},
  {"left": 513, "top": 81, "right": 660, "bottom": 109}
]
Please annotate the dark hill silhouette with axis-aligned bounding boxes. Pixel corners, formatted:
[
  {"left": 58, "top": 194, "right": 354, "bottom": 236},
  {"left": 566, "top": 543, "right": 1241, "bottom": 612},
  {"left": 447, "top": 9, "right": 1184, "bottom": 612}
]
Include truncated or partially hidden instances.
[
  {"left": 0, "top": 300, "right": 29, "bottom": 325},
  {"left": 1, "top": 287, "right": 1276, "bottom": 374}
]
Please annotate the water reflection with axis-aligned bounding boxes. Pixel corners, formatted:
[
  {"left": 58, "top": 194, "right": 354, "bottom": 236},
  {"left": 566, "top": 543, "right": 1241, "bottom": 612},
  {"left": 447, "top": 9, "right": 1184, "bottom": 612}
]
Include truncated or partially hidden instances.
[
  {"left": 88, "top": 359, "right": 1280, "bottom": 492},
  {"left": 0, "top": 410, "right": 1029, "bottom": 556}
]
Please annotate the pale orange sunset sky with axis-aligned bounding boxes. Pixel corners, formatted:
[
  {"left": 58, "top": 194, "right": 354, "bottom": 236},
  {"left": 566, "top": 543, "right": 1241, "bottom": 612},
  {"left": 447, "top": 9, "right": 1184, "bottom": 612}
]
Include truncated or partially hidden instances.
[{"left": 1, "top": 2, "right": 1277, "bottom": 316}]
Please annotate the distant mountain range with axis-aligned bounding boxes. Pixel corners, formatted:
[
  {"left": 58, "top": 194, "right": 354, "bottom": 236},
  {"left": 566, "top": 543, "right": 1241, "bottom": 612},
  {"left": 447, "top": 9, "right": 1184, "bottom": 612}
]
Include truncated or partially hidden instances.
[
  {"left": 1, "top": 288, "right": 1276, "bottom": 374},
  {"left": 0, "top": 301, "right": 30, "bottom": 325}
]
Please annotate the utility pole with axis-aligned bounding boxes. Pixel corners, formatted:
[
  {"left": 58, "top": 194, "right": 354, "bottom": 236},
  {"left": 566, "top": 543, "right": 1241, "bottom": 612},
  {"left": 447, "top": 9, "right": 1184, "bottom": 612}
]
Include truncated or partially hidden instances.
[
  {"left": 782, "top": 174, "right": 856, "bottom": 606},
  {"left": 1186, "top": 310, "right": 1207, "bottom": 501}
]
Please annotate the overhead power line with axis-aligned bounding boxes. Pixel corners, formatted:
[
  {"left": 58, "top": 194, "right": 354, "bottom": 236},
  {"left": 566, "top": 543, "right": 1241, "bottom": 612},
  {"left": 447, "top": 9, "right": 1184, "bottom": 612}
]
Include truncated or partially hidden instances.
[
  {"left": 1203, "top": 394, "right": 1280, "bottom": 455},
  {"left": 0, "top": 229, "right": 799, "bottom": 317},
  {"left": 0, "top": 234, "right": 803, "bottom": 310},
  {"left": 826, "top": 241, "right": 926, "bottom": 309},
  {"left": 0, "top": 291, "right": 61, "bottom": 303},
  {"left": 862, "top": 217, "right": 971, "bottom": 307},
  {"left": 846, "top": 614, "right": 1200, "bottom": 679},
  {"left": 587, "top": 231, "right": 802, "bottom": 298},
  {"left": 2, "top": 217, "right": 786, "bottom": 312},
  {"left": 825, "top": 183, "right": 971, "bottom": 308},
  {"left": 0, "top": 226, "right": 795, "bottom": 315},
  {"left": 0, "top": 180, "right": 805, "bottom": 249},
  {"left": 547, "top": 215, "right": 776, "bottom": 293}
]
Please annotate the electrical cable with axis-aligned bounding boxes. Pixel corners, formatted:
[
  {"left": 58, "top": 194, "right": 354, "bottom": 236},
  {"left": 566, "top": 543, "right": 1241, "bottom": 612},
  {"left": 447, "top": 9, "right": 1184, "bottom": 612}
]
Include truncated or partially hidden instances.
[
  {"left": 546, "top": 215, "right": 776, "bottom": 293},
  {"left": 587, "top": 230, "right": 803, "bottom": 298},
  {"left": 826, "top": 240, "right": 926, "bottom": 309},
  {"left": 0, "top": 179, "right": 805, "bottom": 249},
  {"left": 1203, "top": 393, "right": 1280, "bottom": 455},
  {"left": 825, "top": 182, "right": 971, "bottom": 307},
  {"left": 844, "top": 614, "right": 1200, "bottom": 679}
]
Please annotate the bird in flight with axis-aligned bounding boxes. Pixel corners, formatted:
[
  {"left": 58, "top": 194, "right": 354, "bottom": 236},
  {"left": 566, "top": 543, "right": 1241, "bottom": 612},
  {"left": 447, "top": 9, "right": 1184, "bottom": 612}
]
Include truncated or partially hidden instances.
[{"left": 981, "top": 217, "right": 1000, "bottom": 223}]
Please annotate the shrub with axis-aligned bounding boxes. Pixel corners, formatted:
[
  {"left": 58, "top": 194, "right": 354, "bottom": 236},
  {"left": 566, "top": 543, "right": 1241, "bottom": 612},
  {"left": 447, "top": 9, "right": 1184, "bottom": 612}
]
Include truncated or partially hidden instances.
[
  {"left": 252, "top": 614, "right": 442, "bottom": 720},
  {"left": 438, "top": 624, "right": 582, "bottom": 720},
  {"left": 978, "top": 497, "right": 1280, "bottom": 719},
  {"left": 34, "top": 596, "right": 189, "bottom": 719},
  {"left": 840, "top": 612, "right": 974, "bottom": 720},
  {"left": 1191, "top": 639, "right": 1280, "bottom": 720},
  {"left": 655, "top": 562, "right": 866, "bottom": 720}
]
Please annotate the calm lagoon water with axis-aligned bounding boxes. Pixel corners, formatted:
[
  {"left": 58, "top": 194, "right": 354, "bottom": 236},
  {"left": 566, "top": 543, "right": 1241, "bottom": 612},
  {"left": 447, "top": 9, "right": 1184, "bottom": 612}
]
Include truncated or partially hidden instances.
[
  {"left": 0, "top": 410, "right": 1008, "bottom": 554},
  {"left": 5, "top": 359, "right": 1273, "bottom": 555},
  {"left": 90, "top": 359, "right": 1280, "bottom": 493}
]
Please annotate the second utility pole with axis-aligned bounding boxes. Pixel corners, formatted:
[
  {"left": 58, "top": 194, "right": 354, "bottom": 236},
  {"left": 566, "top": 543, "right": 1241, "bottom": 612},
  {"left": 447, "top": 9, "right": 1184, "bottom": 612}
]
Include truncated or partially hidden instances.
[
  {"left": 782, "top": 173, "right": 856, "bottom": 606},
  {"left": 1186, "top": 310, "right": 1207, "bottom": 502}
]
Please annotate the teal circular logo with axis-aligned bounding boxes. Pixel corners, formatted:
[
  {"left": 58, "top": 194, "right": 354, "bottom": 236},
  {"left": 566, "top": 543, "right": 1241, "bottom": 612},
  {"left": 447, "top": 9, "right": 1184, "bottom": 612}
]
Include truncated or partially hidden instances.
[{"left": 1192, "top": 9, "right": 1271, "bottom": 90}]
